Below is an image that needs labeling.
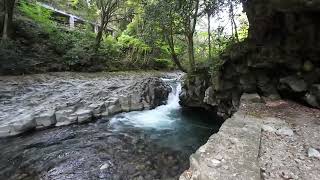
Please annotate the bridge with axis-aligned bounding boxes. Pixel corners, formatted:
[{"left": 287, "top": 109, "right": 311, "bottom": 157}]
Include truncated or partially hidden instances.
[{"left": 38, "top": 3, "right": 115, "bottom": 35}]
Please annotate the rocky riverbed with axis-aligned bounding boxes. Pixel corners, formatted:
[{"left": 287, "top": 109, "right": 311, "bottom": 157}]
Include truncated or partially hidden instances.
[
  {"left": 0, "top": 72, "right": 175, "bottom": 137},
  {"left": 0, "top": 71, "right": 222, "bottom": 180}
]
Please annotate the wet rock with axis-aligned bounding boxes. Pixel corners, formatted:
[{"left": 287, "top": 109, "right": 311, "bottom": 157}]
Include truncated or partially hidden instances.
[
  {"left": 88, "top": 102, "right": 105, "bottom": 117},
  {"left": 130, "top": 94, "right": 144, "bottom": 111},
  {"left": 74, "top": 109, "right": 93, "bottom": 123},
  {"left": 141, "top": 77, "right": 172, "bottom": 108},
  {"left": 308, "top": 148, "right": 320, "bottom": 159},
  {"left": 100, "top": 163, "right": 110, "bottom": 170},
  {"left": 108, "top": 103, "right": 122, "bottom": 116},
  {"left": 119, "top": 96, "right": 131, "bottom": 112}
]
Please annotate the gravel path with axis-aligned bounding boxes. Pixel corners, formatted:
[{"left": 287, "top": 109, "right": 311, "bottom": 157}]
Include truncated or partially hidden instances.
[{"left": 256, "top": 99, "right": 320, "bottom": 180}]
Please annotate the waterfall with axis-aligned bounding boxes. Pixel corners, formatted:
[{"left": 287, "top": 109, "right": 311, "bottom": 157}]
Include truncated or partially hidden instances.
[
  {"left": 110, "top": 79, "right": 182, "bottom": 130},
  {"left": 162, "top": 78, "right": 182, "bottom": 109}
]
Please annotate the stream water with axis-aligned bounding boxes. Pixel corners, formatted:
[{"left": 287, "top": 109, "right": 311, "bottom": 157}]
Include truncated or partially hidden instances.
[{"left": 0, "top": 79, "right": 221, "bottom": 180}]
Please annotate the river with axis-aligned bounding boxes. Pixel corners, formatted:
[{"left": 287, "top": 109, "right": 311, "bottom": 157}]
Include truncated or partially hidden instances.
[{"left": 0, "top": 78, "right": 221, "bottom": 180}]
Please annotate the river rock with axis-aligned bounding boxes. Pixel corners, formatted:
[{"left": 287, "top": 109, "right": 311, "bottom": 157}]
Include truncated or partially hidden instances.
[
  {"left": 304, "top": 93, "right": 319, "bottom": 108},
  {"left": 105, "top": 98, "right": 120, "bottom": 115},
  {"left": 262, "top": 125, "right": 277, "bottom": 133},
  {"left": 55, "top": 107, "right": 78, "bottom": 127},
  {"left": 276, "top": 127, "right": 294, "bottom": 136},
  {"left": 74, "top": 109, "right": 93, "bottom": 123},
  {"left": 0, "top": 113, "right": 36, "bottom": 137},
  {"left": 308, "top": 148, "right": 320, "bottom": 159},
  {"left": 34, "top": 110, "right": 56, "bottom": 128},
  {"left": 204, "top": 86, "right": 216, "bottom": 106},
  {"left": 240, "top": 93, "right": 262, "bottom": 103},
  {"left": 310, "top": 84, "right": 320, "bottom": 100},
  {"left": 141, "top": 77, "right": 172, "bottom": 107},
  {"left": 88, "top": 102, "right": 105, "bottom": 117},
  {"left": 279, "top": 76, "right": 307, "bottom": 93},
  {"left": 119, "top": 96, "right": 131, "bottom": 112},
  {"left": 130, "top": 94, "right": 144, "bottom": 111}
]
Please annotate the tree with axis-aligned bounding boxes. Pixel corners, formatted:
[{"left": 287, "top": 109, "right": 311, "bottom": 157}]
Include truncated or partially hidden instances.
[
  {"left": 203, "top": 0, "right": 218, "bottom": 61},
  {"left": 226, "top": 0, "right": 240, "bottom": 42},
  {"left": 93, "top": 0, "right": 124, "bottom": 49},
  {"left": 143, "top": 0, "right": 186, "bottom": 72},
  {"left": 0, "top": 0, "right": 16, "bottom": 41},
  {"left": 178, "top": 0, "right": 200, "bottom": 72}
]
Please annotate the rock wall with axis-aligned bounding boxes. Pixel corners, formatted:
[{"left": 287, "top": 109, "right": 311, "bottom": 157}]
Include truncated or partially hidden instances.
[{"left": 180, "top": 0, "right": 320, "bottom": 118}]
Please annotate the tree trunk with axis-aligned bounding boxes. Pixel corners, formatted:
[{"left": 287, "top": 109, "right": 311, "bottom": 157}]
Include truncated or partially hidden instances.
[
  {"left": 229, "top": 0, "right": 239, "bottom": 42},
  {"left": 95, "top": 26, "right": 103, "bottom": 50},
  {"left": 186, "top": 0, "right": 199, "bottom": 73},
  {"left": 187, "top": 34, "right": 195, "bottom": 72},
  {"left": 232, "top": 17, "right": 239, "bottom": 41},
  {"left": 171, "top": 52, "right": 186, "bottom": 72},
  {"left": 165, "top": 33, "right": 186, "bottom": 72},
  {"left": 0, "top": 0, "right": 4, "bottom": 36},
  {"left": 207, "top": 13, "right": 212, "bottom": 61},
  {"left": 95, "top": 8, "right": 107, "bottom": 50},
  {"left": 2, "top": 11, "right": 8, "bottom": 40},
  {"left": 1, "top": 0, "right": 15, "bottom": 41}
]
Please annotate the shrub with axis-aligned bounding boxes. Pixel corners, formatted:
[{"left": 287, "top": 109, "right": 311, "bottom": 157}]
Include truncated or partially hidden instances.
[{"left": 153, "top": 59, "right": 174, "bottom": 70}]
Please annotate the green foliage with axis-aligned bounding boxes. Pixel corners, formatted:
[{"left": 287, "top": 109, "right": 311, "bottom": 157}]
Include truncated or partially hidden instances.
[
  {"left": 19, "top": 1, "right": 55, "bottom": 33},
  {"left": 118, "top": 34, "right": 151, "bottom": 54},
  {"left": 15, "top": 0, "right": 250, "bottom": 73},
  {"left": 237, "top": 14, "right": 249, "bottom": 41},
  {"left": 153, "top": 59, "right": 174, "bottom": 70}
]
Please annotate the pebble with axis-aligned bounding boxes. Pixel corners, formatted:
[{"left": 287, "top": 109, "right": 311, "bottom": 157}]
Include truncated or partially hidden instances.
[
  {"left": 308, "top": 148, "right": 320, "bottom": 159},
  {"left": 262, "top": 125, "right": 276, "bottom": 133},
  {"left": 210, "top": 159, "right": 221, "bottom": 167},
  {"left": 276, "top": 127, "right": 294, "bottom": 136}
]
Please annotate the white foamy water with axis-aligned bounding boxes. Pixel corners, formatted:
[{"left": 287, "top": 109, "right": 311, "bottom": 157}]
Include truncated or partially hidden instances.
[{"left": 110, "top": 79, "right": 182, "bottom": 130}]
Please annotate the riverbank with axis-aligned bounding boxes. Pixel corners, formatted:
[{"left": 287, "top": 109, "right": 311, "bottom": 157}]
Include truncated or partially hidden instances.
[
  {"left": 180, "top": 94, "right": 320, "bottom": 180},
  {"left": 0, "top": 71, "right": 181, "bottom": 137}
]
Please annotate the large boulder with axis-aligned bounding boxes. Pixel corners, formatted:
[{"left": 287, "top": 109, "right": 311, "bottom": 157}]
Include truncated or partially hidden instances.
[
  {"left": 140, "top": 77, "right": 172, "bottom": 108},
  {"left": 179, "top": 68, "right": 211, "bottom": 109}
]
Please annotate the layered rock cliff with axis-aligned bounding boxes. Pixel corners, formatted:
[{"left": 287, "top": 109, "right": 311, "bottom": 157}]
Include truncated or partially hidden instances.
[
  {"left": 0, "top": 72, "right": 171, "bottom": 137},
  {"left": 180, "top": 0, "right": 320, "bottom": 119}
]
